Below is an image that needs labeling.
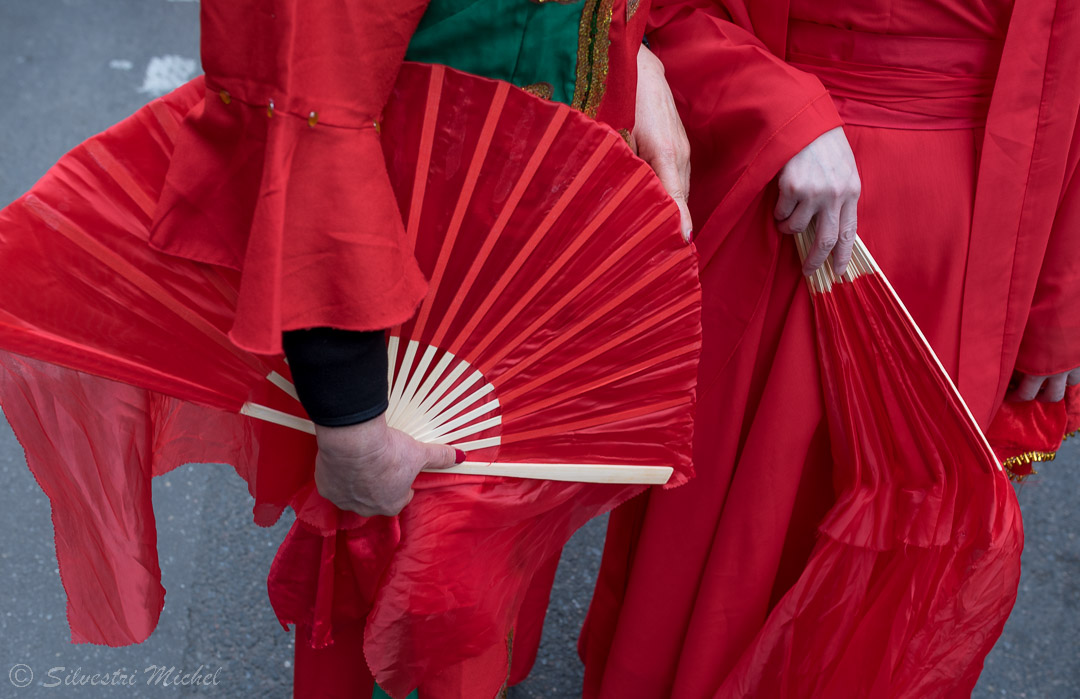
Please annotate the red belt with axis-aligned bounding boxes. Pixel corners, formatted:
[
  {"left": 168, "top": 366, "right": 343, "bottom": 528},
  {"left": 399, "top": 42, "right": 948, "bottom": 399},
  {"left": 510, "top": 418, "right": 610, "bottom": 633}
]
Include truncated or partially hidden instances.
[{"left": 787, "top": 20, "right": 1003, "bottom": 129}]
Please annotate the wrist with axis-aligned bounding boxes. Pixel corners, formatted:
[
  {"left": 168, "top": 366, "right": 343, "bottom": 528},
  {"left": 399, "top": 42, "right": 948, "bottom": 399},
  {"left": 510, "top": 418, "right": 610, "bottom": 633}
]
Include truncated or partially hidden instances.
[{"left": 315, "top": 414, "right": 390, "bottom": 461}]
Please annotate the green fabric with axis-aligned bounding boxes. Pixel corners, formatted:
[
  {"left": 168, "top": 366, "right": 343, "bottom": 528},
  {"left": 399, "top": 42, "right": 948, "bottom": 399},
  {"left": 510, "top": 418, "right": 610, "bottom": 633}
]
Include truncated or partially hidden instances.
[
  {"left": 373, "top": 685, "right": 418, "bottom": 699},
  {"left": 406, "top": 0, "right": 586, "bottom": 106}
]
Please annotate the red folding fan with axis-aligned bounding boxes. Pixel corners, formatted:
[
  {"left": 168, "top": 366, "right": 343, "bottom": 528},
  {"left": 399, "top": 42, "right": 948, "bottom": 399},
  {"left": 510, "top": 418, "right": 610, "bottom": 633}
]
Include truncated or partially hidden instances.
[
  {"left": 0, "top": 64, "right": 699, "bottom": 658},
  {"left": 718, "top": 229, "right": 1021, "bottom": 697},
  {"left": 0, "top": 64, "right": 700, "bottom": 489},
  {"left": 243, "top": 63, "right": 701, "bottom": 486}
]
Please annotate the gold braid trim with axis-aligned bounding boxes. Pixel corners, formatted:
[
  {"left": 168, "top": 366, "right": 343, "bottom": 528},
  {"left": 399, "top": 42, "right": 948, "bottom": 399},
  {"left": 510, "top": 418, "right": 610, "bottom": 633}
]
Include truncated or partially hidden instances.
[
  {"left": 584, "top": 0, "right": 615, "bottom": 118},
  {"left": 1002, "top": 449, "right": 1059, "bottom": 482},
  {"left": 572, "top": 0, "right": 601, "bottom": 111},
  {"left": 1002, "top": 427, "right": 1079, "bottom": 482},
  {"left": 627, "top": 0, "right": 642, "bottom": 20},
  {"left": 522, "top": 82, "right": 555, "bottom": 100},
  {"left": 571, "top": 0, "right": 615, "bottom": 118}
]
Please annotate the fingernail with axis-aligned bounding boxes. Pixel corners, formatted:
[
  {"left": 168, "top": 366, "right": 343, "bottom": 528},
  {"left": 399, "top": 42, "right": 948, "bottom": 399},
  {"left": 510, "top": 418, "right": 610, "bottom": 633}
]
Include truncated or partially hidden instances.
[{"left": 454, "top": 449, "right": 466, "bottom": 464}]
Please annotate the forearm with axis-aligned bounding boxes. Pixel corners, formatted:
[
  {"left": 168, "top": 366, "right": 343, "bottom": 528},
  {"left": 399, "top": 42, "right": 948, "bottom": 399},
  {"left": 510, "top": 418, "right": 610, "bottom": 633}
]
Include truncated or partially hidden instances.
[{"left": 282, "top": 328, "right": 389, "bottom": 427}]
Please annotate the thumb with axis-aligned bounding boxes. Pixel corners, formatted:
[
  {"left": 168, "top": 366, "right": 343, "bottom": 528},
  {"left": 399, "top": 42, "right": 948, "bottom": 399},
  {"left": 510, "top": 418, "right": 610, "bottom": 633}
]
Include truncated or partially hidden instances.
[
  {"left": 646, "top": 152, "right": 692, "bottom": 243},
  {"left": 676, "top": 198, "right": 693, "bottom": 244},
  {"left": 422, "top": 442, "right": 463, "bottom": 470}
]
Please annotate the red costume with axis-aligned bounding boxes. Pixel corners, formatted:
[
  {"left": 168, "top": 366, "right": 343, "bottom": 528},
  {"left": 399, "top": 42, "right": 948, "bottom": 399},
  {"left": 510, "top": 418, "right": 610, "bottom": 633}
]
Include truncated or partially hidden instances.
[
  {"left": 0, "top": 2, "right": 680, "bottom": 699},
  {"left": 580, "top": 0, "right": 1080, "bottom": 695}
]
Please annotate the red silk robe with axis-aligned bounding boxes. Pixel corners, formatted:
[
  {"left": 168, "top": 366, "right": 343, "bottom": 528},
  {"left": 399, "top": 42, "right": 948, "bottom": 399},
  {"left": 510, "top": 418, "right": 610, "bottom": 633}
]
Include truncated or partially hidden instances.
[
  {"left": 0, "top": 2, "right": 662, "bottom": 699},
  {"left": 580, "top": 0, "right": 1080, "bottom": 696}
]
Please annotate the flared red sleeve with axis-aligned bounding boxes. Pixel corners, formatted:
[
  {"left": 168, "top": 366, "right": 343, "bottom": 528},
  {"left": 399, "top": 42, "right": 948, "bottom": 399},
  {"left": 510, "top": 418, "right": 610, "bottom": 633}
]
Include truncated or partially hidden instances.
[
  {"left": 1015, "top": 113, "right": 1080, "bottom": 376},
  {"left": 149, "top": 1, "right": 432, "bottom": 355},
  {"left": 646, "top": 0, "right": 843, "bottom": 264}
]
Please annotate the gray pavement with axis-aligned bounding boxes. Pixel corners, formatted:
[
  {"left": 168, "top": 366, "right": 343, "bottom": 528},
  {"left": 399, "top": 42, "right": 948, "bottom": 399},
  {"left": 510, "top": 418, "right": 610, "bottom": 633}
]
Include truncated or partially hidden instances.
[{"left": 0, "top": 2, "right": 1077, "bottom": 697}]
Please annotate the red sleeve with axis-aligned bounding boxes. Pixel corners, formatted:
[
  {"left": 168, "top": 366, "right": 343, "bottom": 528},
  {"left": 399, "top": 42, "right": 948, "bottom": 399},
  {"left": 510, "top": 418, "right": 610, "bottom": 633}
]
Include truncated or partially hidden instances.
[
  {"left": 646, "top": 0, "right": 842, "bottom": 262},
  {"left": 149, "top": 1, "right": 432, "bottom": 355},
  {"left": 1015, "top": 114, "right": 1080, "bottom": 375}
]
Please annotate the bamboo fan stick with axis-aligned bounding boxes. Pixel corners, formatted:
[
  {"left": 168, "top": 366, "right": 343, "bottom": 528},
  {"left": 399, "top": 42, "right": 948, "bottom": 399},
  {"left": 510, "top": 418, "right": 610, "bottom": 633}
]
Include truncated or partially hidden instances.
[
  {"left": 426, "top": 105, "right": 571, "bottom": 350},
  {"left": 440, "top": 462, "right": 673, "bottom": 485},
  {"left": 445, "top": 132, "right": 621, "bottom": 355},
  {"left": 239, "top": 400, "right": 672, "bottom": 484},
  {"left": 470, "top": 165, "right": 654, "bottom": 371},
  {"left": 793, "top": 223, "right": 1002, "bottom": 470}
]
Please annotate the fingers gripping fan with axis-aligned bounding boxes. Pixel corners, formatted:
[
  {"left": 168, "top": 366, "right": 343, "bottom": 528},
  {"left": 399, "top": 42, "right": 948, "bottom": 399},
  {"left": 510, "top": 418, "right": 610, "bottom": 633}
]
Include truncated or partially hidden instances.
[{"left": 245, "top": 63, "right": 702, "bottom": 485}]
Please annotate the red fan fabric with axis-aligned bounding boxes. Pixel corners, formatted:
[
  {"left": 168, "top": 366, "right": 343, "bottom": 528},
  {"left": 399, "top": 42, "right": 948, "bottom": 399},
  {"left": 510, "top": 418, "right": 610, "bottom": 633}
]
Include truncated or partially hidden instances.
[
  {"left": 0, "top": 61, "right": 698, "bottom": 698},
  {"left": 579, "top": 0, "right": 1080, "bottom": 695}
]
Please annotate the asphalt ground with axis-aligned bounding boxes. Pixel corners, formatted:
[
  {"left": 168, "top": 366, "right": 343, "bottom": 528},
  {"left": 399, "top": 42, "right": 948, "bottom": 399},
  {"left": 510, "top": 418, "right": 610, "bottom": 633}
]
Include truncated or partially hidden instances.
[{"left": 0, "top": 2, "right": 1076, "bottom": 697}]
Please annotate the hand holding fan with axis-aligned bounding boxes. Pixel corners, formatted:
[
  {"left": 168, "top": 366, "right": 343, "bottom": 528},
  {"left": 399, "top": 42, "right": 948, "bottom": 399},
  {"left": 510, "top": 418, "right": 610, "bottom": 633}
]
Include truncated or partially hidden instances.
[
  {"left": 242, "top": 63, "right": 701, "bottom": 486},
  {"left": 0, "top": 63, "right": 700, "bottom": 673}
]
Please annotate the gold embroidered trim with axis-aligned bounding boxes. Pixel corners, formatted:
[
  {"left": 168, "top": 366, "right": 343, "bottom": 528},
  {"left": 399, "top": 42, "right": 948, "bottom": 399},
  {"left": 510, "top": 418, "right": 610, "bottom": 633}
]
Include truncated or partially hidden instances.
[
  {"left": 617, "top": 127, "right": 632, "bottom": 145},
  {"left": 572, "top": 0, "right": 615, "bottom": 117},
  {"left": 627, "top": 0, "right": 642, "bottom": 20},
  {"left": 493, "top": 629, "right": 513, "bottom": 699},
  {"left": 572, "top": 0, "right": 601, "bottom": 111},
  {"left": 1001, "top": 427, "right": 1078, "bottom": 482},
  {"left": 523, "top": 82, "right": 555, "bottom": 100},
  {"left": 1002, "top": 449, "right": 1059, "bottom": 482}
]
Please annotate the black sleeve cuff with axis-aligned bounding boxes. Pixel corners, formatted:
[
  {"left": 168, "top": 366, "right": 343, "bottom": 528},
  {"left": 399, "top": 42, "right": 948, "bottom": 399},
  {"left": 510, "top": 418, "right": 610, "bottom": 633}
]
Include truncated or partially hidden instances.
[{"left": 282, "top": 327, "right": 389, "bottom": 427}]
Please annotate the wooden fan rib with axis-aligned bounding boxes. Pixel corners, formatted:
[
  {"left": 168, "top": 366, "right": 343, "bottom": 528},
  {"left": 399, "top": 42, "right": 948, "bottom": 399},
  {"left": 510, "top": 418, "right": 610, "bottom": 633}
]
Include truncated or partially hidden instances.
[
  {"left": 451, "top": 131, "right": 621, "bottom": 354},
  {"left": 502, "top": 342, "right": 698, "bottom": 424},
  {"left": 425, "top": 462, "right": 669, "bottom": 484},
  {"left": 88, "top": 138, "right": 272, "bottom": 374},
  {"left": 394, "top": 349, "right": 456, "bottom": 431},
  {"left": 499, "top": 293, "right": 698, "bottom": 405},
  {"left": 493, "top": 236, "right": 689, "bottom": 387},
  {"left": 147, "top": 98, "right": 182, "bottom": 145},
  {"left": 428, "top": 413, "right": 502, "bottom": 444},
  {"left": 387, "top": 344, "right": 438, "bottom": 425},
  {"left": 426, "top": 462, "right": 673, "bottom": 485},
  {"left": 267, "top": 371, "right": 299, "bottom": 401},
  {"left": 852, "top": 238, "right": 1000, "bottom": 467},
  {"left": 24, "top": 197, "right": 268, "bottom": 377},
  {"left": 413, "top": 367, "right": 485, "bottom": 431},
  {"left": 450, "top": 436, "right": 501, "bottom": 452},
  {"left": 411, "top": 382, "right": 496, "bottom": 437},
  {"left": 431, "top": 105, "right": 572, "bottom": 350},
  {"left": 404, "top": 64, "right": 445, "bottom": 249},
  {"left": 476, "top": 164, "right": 659, "bottom": 373},
  {"left": 397, "top": 358, "right": 472, "bottom": 435},
  {"left": 241, "top": 402, "right": 315, "bottom": 435},
  {"left": 498, "top": 395, "right": 691, "bottom": 447},
  {"left": 410, "top": 81, "right": 512, "bottom": 340},
  {"left": 387, "top": 334, "right": 400, "bottom": 397},
  {"left": 85, "top": 141, "right": 156, "bottom": 220},
  {"left": 416, "top": 397, "right": 500, "bottom": 441},
  {"left": 387, "top": 339, "right": 420, "bottom": 421}
]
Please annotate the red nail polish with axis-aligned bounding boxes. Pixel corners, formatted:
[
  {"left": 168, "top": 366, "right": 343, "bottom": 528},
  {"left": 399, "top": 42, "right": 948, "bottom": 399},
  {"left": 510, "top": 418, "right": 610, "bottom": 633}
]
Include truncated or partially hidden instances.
[{"left": 455, "top": 449, "right": 466, "bottom": 464}]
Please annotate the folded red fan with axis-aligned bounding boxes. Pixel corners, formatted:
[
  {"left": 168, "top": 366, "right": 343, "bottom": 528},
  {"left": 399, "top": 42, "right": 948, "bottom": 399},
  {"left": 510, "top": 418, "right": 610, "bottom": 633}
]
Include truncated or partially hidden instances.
[{"left": 712, "top": 229, "right": 1022, "bottom": 697}]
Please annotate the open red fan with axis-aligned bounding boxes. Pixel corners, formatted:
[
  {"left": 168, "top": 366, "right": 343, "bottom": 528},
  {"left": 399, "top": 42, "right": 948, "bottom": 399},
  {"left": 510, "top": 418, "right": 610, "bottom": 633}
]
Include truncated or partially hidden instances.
[
  {"left": 0, "top": 63, "right": 699, "bottom": 683},
  {"left": 714, "top": 229, "right": 1022, "bottom": 697},
  {"left": 244, "top": 63, "right": 701, "bottom": 486}
]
